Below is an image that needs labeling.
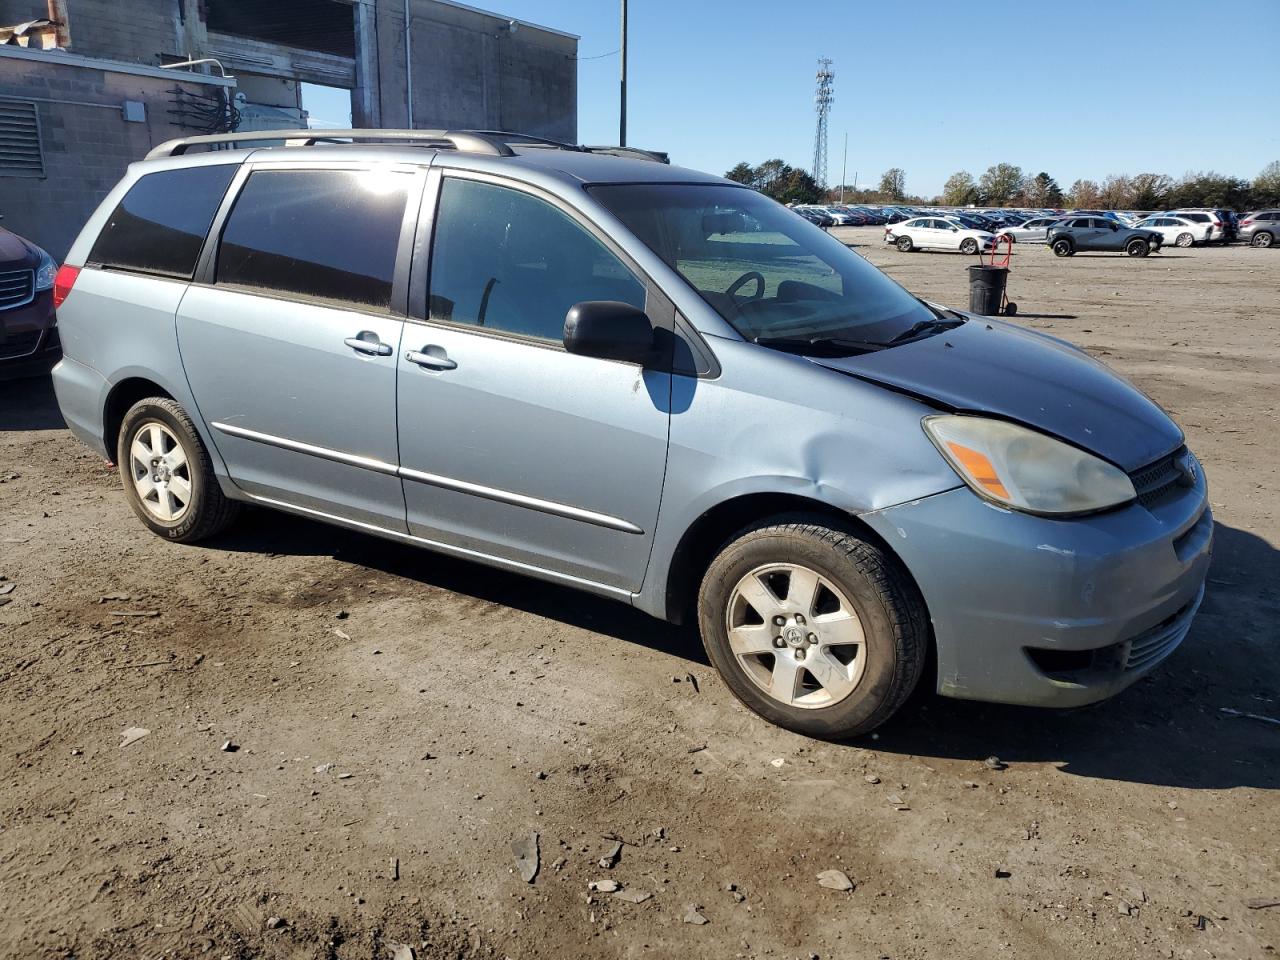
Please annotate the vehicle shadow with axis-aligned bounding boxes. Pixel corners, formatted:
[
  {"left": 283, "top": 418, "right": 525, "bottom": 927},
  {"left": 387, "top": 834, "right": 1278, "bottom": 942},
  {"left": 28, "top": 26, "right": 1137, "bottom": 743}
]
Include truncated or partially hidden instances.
[
  {"left": 0, "top": 374, "right": 65, "bottom": 431},
  {"left": 209, "top": 510, "right": 1276, "bottom": 790},
  {"left": 872, "top": 520, "right": 1280, "bottom": 790},
  {"left": 207, "top": 509, "right": 708, "bottom": 666}
]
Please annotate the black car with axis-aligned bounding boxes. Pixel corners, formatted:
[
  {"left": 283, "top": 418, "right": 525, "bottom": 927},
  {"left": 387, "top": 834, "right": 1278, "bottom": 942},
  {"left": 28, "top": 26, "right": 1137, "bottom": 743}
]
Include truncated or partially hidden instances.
[
  {"left": 795, "top": 208, "right": 834, "bottom": 228},
  {"left": 1047, "top": 216, "right": 1162, "bottom": 257},
  {"left": 0, "top": 222, "right": 60, "bottom": 379}
]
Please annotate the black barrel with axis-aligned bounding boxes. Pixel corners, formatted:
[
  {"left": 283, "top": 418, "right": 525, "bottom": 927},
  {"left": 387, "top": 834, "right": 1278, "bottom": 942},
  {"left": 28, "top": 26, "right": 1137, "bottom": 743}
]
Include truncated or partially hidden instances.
[{"left": 967, "top": 264, "right": 1008, "bottom": 315}]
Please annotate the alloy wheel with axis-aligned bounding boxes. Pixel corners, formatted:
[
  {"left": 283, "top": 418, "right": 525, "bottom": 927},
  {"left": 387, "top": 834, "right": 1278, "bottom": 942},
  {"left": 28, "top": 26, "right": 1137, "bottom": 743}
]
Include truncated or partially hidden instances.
[
  {"left": 128, "top": 421, "right": 193, "bottom": 522},
  {"left": 724, "top": 563, "right": 867, "bottom": 709}
]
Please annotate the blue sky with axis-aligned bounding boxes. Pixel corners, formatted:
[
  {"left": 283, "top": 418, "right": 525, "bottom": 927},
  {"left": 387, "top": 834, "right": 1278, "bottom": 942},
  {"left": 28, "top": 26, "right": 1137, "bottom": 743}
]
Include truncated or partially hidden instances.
[{"left": 308, "top": 0, "right": 1279, "bottom": 196}]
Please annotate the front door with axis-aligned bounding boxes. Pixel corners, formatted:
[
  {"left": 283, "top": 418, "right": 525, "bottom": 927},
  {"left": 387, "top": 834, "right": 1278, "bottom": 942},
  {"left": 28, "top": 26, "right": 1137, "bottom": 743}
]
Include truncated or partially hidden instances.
[
  {"left": 177, "top": 164, "right": 419, "bottom": 530},
  {"left": 395, "top": 174, "right": 672, "bottom": 593}
]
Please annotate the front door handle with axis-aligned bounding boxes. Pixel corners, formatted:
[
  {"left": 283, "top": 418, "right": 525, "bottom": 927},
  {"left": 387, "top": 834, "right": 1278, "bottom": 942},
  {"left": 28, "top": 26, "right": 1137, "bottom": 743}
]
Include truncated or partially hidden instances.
[
  {"left": 345, "top": 331, "right": 393, "bottom": 356},
  {"left": 405, "top": 345, "right": 457, "bottom": 371}
]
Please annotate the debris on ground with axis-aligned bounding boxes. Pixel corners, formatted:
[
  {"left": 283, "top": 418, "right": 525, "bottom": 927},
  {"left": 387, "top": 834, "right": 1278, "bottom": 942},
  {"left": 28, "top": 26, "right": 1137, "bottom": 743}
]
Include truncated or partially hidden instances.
[
  {"left": 770, "top": 758, "right": 785, "bottom": 768},
  {"left": 119, "top": 727, "right": 150, "bottom": 748},
  {"left": 984, "top": 756, "right": 1008, "bottom": 770},
  {"left": 333, "top": 628, "right": 350, "bottom": 641},
  {"left": 864, "top": 775, "right": 880, "bottom": 784},
  {"left": 0, "top": 583, "right": 15, "bottom": 595},
  {"left": 1245, "top": 898, "right": 1280, "bottom": 910},
  {"left": 109, "top": 610, "right": 159, "bottom": 618},
  {"left": 614, "top": 888, "right": 652, "bottom": 903},
  {"left": 588, "top": 879, "right": 620, "bottom": 893},
  {"left": 1220, "top": 706, "right": 1280, "bottom": 727},
  {"left": 512, "top": 833, "right": 539, "bottom": 884},
  {"left": 389, "top": 944, "right": 416, "bottom": 960},
  {"left": 599, "top": 841, "right": 623, "bottom": 869},
  {"left": 682, "top": 904, "right": 709, "bottom": 925},
  {"left": 816, "top": 870, "right": 854, "bottom": 892},
  {"left": 994, "top": 867, "right": 1012, "bottom": 879},
  {"left": 220, "top": 741, "right": 239, "bottom": 752},
  {"left": 265, "top": 916, "right": 286, "bottom": 930},
  {"left": 314, "top": 763, "right": 335, "bottom": 774}
]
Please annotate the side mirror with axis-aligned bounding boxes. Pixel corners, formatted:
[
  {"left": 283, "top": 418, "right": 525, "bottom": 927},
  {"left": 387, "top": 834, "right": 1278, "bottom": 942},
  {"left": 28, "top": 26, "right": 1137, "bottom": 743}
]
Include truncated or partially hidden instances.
[
  {"left": 563, "top": 301, "right": 655, "bottom": 365},
  {"left": 950, "top": 226, "right": 958, "bottom": 232}
]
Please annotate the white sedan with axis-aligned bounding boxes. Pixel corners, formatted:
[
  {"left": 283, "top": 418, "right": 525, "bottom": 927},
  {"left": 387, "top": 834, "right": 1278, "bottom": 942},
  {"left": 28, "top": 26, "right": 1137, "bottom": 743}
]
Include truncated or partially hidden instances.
[
  {"left": 886, "top": 216, "right": 996, "bottom": 254},
  {"left": 1132, "top": 215, "right": 1212, "bottom": 248}
]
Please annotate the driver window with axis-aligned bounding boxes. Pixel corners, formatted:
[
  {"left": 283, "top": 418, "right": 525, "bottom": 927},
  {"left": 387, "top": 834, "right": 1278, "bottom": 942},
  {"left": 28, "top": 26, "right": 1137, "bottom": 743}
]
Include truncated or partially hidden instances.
[{"left": 429, "top": 177, "right": 646, "bottom": 342}]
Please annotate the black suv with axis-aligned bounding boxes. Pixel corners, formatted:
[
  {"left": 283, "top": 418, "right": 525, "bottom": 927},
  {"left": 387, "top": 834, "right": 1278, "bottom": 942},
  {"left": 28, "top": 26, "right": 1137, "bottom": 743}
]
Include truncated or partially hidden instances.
[
  {"left": 0, "top": 221, "right": 60, "bottom": 379},
  {"left": 1047, "top": 217, "right": 1162, "bottom": 258}
]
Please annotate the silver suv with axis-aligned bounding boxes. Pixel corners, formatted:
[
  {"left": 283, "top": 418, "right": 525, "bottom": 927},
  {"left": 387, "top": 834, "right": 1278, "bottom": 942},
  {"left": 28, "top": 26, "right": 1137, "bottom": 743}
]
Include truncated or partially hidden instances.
[
  {"left": 1239, "top": 210, "right": 1280, "bottom": 247},
  {"left": 51, "top": 129, "right": 1212, "bottom": 738}
]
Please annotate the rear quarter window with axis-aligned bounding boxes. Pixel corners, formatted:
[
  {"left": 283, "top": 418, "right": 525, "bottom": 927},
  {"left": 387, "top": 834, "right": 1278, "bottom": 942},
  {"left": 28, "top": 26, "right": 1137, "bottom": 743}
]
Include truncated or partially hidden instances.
[
  {"left": 215, "top": 168, "right": 412, "bottom": 311},
  {"left": 88, "top": 164, "right": 238, "bottom": 279}
]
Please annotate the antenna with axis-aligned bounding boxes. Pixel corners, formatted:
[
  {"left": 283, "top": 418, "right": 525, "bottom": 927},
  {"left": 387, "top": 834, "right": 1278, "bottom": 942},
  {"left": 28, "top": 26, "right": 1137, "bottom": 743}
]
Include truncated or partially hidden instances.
[{"left": 813, "top": 57, "right": 834, "bottom": 190}]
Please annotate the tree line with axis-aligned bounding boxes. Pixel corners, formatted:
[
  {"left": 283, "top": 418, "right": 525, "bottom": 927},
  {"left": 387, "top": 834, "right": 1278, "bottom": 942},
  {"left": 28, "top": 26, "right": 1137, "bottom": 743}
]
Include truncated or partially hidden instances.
[{"left": 725, "top": 158, "right": 1280, "bottom": 211}]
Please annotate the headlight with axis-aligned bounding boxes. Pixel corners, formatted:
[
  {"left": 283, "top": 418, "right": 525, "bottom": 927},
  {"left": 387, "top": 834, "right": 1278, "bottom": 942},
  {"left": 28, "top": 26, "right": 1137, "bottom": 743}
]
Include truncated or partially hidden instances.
[
  {"left": 923, "top": 415, "right": 1136, "bottom": 516},
  {"left": 34, "top": 249, "right": 57, "bottom": 292}
]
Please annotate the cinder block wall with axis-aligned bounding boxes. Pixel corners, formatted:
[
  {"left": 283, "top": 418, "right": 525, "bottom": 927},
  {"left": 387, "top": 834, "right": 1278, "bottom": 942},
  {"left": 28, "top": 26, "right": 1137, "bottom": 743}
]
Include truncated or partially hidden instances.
[
  {"left": 0, "top": 0, "right": 187, "bottom": 64},
  {"left": 0, "top": 59, "right": 208, "bottom": 258}
]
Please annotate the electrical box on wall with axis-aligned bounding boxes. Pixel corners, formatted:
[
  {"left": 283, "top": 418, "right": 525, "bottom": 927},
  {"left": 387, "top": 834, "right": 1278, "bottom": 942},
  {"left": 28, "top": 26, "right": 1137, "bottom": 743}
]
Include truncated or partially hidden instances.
[{"left": 122, "top": 100, "right": 146, "bottom": 122}]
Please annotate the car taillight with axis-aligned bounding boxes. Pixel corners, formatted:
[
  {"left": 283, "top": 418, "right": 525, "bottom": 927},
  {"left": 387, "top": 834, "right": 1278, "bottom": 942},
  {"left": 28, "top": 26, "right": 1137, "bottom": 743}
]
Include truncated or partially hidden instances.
[
  {"left": 1241, "top": 219, "right": 1253, "bottom": 226},
  {"left": 53, "top": 265, "right": 79, "bottom": 308}
]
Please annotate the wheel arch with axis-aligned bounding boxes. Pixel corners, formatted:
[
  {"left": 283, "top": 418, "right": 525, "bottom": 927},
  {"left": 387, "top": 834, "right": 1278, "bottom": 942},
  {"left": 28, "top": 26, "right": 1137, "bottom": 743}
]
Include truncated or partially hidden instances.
[
  {"left": 103, "top": 377, "right": 176, "bottom": 461},
  {"left": 660, "top": 491, "right": 929, "bottom": 627}
]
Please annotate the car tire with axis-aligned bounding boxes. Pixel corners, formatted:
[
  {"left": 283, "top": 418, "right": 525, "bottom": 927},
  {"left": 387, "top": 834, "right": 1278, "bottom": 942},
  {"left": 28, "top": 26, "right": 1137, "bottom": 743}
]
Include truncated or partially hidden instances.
[
  {"left": 1126, "top": 238, "right": 1149, "bottom": 258},
  {"left": 998, "top": 233, "right": 1015, "bottom": 243},
  {"left": 1051, "top": 238, "right": 1073, "bottom": 257},
  {"left": 896, "top": 235, "right": 914, "bottom": 253},
  {"left": 117, "top": 397, "right": 239, "bottom": 543},
  {"left": 959, "top": 238, "right": 978, "bottom": 255},
  {"left": 1175, "top": 232, "right": 1194, "bottom": 248},
  {"left": 1253, "top": 231, "right": 1274, "bottom": 248},
  {"left": 697, "top": 515, "right": 927, "bottom": 739}
]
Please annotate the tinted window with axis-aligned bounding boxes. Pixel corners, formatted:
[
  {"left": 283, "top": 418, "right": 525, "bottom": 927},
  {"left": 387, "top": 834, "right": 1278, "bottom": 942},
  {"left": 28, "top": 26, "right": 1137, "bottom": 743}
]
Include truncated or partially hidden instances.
[
  {"left": 89, "top": 165, "right": 236, "bottom": 279},
  {"left": 216, "top": 168, "right": 410, "bottom": 310},
  {"left": 429, "top": 178, "right": 645, "bottom": 342}
]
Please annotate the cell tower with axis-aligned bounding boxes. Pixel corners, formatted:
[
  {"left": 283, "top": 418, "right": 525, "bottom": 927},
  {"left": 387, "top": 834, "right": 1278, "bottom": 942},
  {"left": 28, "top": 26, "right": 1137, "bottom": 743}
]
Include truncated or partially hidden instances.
[{"left": 813, "top": 57, "right": 834, "bottom": 189}]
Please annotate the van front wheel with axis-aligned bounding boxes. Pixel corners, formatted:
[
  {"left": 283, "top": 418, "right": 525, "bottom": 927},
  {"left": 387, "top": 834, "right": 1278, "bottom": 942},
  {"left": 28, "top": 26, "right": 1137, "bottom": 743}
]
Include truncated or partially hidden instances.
[
  {"left": 117, "top": 397, "right": 239, "bottom": 543},
  {"left": 698, "top": 517, "right": 927, "bottom": 739}
]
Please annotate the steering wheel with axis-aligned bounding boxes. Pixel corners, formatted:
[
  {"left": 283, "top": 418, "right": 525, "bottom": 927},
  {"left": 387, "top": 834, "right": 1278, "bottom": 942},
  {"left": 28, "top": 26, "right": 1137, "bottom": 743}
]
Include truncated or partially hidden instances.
[{"left": 725, "top": 271, "right": 766, "bottom": 300}]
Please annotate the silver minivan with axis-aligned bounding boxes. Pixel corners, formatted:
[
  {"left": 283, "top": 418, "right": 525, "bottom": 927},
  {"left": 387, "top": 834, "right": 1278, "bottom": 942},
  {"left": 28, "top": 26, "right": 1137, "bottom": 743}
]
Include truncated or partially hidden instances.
[{"left": 50, "top": 130, "right": 1212, "bottom": 738}]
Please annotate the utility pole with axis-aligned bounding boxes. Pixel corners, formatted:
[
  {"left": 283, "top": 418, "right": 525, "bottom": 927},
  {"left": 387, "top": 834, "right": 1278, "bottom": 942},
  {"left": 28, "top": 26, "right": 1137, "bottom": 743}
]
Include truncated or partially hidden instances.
[
  {"left": 840, "top": 132, "right": 847, "bottom": 203},
  {"left": 619, "top": 0, "right": 628, "bottom": 147}
]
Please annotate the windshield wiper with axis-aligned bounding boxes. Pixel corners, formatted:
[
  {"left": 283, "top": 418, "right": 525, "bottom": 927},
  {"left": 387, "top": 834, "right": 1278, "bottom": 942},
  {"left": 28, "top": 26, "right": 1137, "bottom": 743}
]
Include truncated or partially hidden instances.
[
  {"left": 753, "top": 335, "right": 887, "bottom": 356},
  {"left": 887, "top": 315, "right": 965, "bottom": 345}
]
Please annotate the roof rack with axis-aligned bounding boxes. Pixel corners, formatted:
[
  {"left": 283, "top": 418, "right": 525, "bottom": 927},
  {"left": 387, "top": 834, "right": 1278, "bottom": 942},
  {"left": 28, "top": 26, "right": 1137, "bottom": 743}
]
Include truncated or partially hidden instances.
[
  {"left": 145, "top": 128, "right": 517, "bottom": 160},
  {"left": 145, "top": 127, "right": 671, "bottom": 164}
]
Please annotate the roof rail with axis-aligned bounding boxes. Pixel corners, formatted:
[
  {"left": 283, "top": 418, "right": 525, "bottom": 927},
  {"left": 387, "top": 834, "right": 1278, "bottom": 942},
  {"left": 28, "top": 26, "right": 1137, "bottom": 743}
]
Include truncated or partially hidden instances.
[
  {"left": 144, "top": 128, "right": 671, "bottom": 165},
  {"left": 145, "top": 128, "right": 517, "bottom": 160}
]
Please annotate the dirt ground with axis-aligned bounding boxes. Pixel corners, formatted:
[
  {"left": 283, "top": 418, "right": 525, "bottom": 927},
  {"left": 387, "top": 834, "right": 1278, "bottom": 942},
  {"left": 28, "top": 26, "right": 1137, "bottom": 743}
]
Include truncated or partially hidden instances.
[{"left": 2, "top": 230, "right": 1278, "bottom": 960}]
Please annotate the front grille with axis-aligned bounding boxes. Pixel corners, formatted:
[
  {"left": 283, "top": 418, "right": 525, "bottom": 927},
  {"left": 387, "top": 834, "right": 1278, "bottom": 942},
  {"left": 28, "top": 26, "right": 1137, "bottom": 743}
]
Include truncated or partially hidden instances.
[
  {"left": 1124, "top": 589, "right": 1202, "bottom": 672},
  {"left": 0, "top": 269, "right": 35, "bottom": 310},
  {"left": 0, "top": 329, "right": 41, "bottom": 359},
  {"left": 1129, "top": 447, "right": 1185, "bottom": 508}
]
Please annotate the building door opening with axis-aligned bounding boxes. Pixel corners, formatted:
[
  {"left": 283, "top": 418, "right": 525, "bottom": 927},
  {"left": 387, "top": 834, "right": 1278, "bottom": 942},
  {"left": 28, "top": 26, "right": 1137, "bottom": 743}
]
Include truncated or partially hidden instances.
[{"left": 301, "top": 82, "right": 353, "bottom": 130}]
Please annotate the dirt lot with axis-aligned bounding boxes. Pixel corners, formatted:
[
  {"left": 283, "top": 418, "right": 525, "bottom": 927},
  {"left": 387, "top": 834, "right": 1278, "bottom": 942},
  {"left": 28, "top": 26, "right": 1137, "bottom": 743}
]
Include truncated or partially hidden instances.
[{"left": 2, "top": 230, "right": 1278, "bottom": 960}]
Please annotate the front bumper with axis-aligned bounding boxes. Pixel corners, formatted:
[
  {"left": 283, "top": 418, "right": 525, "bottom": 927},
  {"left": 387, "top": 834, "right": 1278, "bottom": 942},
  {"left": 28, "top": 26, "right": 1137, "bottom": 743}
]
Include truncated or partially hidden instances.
[
  {"left": 862, "top": 459, "right": 1212, "bottom": 708},
  {"left": 0, "top": 291, "right": 60, "bottom": 381}
]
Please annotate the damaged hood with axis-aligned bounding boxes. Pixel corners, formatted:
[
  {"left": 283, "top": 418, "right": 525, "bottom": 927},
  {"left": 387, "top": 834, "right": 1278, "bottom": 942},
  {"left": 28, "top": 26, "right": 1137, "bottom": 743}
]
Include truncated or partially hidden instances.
[{"left": 811, "top": 318, "right": 1183, "bottom": 472}]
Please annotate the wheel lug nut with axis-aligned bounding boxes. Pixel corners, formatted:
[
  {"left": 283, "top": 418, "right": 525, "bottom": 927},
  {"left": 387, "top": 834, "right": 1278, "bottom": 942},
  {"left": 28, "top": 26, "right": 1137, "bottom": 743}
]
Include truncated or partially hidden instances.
[
  {"left": 808, "top": 633, "right": 818, "bottom": 644},
  {"left": 773, "top": 615, "right": 785, "bottom": 626},
  {"left": 795, "top": 614, "right": 806, "bottom": 625},
  {"left": 795, "top": 648, "right": 806, "bottom": 661},
  {"left": 773, "top": 636, "right": 785, "bottom": 649}
]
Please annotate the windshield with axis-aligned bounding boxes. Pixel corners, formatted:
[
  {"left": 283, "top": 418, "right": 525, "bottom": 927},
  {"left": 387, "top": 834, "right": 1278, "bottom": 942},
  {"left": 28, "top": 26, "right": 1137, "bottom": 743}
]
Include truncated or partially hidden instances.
[{"left": 591, "top": 183, "right": 935, "bottom": 345}]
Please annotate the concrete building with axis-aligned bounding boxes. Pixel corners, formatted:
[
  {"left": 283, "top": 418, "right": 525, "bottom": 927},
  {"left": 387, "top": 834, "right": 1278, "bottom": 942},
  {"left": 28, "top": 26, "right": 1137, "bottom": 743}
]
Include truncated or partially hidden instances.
[{"left": 0, "top": 0, "right": 578, "bottom": 257}]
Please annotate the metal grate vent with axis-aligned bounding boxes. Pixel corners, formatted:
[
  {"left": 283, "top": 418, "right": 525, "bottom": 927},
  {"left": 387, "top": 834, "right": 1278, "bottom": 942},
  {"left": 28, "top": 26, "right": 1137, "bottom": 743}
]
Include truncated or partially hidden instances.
[{"left": 0, "top": 100, "right": 45, "bottom": 177}]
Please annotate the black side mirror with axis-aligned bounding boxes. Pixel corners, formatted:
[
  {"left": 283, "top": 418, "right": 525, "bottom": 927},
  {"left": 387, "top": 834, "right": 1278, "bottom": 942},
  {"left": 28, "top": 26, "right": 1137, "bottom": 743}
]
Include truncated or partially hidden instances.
[{"left": 563, "top": 301, "right": 655, "bottom": 365}]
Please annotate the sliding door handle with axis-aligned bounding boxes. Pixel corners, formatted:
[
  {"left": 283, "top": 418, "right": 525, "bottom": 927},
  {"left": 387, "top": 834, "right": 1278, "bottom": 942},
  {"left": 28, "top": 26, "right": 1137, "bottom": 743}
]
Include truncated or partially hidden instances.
[
  {"left": 405, "top": 346, "right": 457, "bottom": 371},
  {"left": 345, "top": 332, "right": 393, "bottom": 356}
]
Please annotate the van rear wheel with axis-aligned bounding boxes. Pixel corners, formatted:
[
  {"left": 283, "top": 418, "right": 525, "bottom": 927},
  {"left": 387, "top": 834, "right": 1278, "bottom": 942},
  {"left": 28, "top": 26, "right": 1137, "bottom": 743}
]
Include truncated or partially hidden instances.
[
  {"left": 117, "top": 397, "right": 239, "bottom": 543},
  {"left": 698, "top": 516, "right": 927, "bottom": 739}
]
